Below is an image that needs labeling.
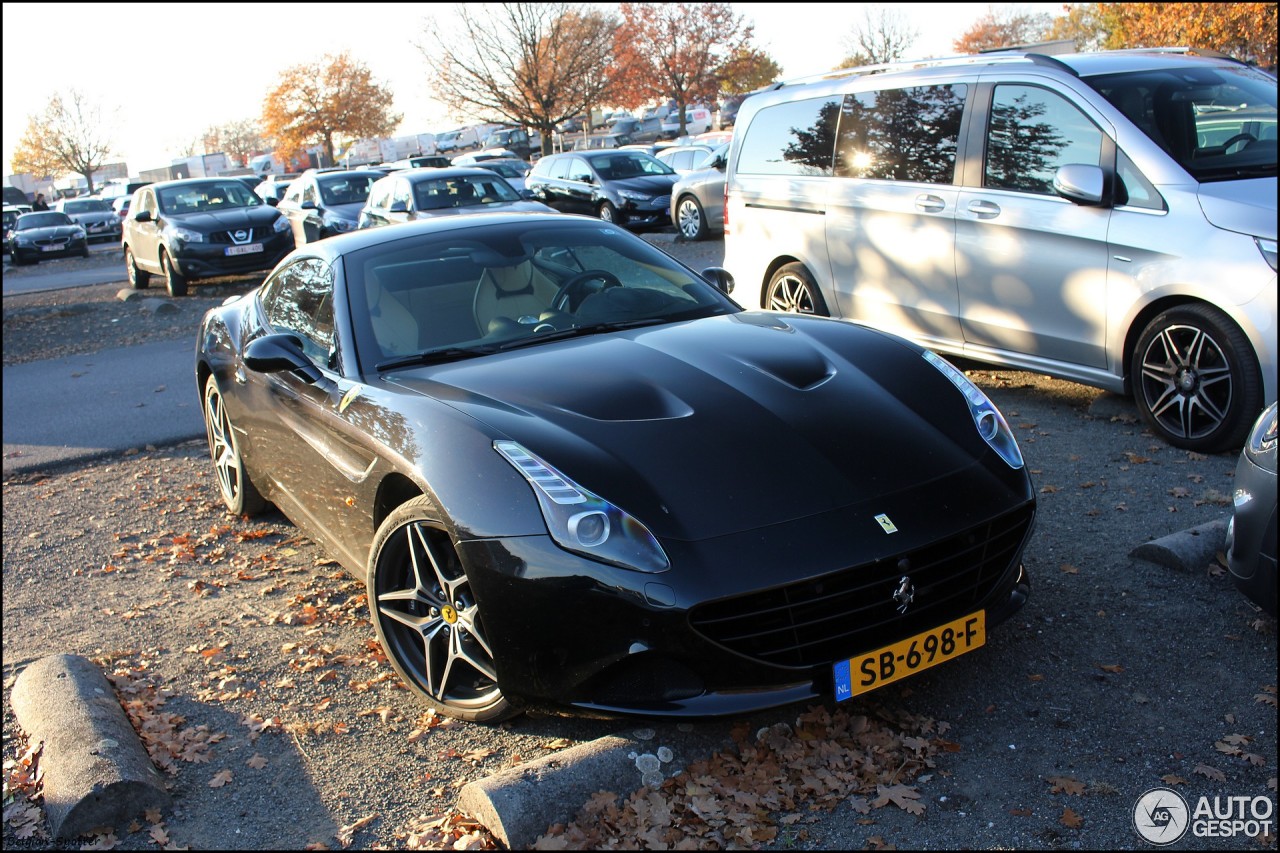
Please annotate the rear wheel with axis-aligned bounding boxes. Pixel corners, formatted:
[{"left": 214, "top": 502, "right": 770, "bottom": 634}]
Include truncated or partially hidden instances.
[
  {"left": 125, "top": 247, "right": 150, "bottom": 289},
  {"left": 1131, "top": 303, "right": 1261, "bottom": 453},
  {"left": 766, "top": 262, "right": 829, "bottom": 316},
  {"left": 676, "top": 195, "right": 707, "bottom": 241},
  {"left": 161, "top": 249, "right": 188, "bottom": 297},
  {"left": 368, "top": 497, "right": 514, "bottom": 723},
  {"left": 202, "top": 375, "right": 266, "bottom": 516}
]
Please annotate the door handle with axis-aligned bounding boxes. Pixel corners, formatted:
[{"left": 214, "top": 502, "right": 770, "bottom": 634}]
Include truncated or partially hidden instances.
[
  {"left": 967, "top": 200, "right": 1001, "bottom": 219},
  {"left": 915, "top": 194, "right": 946, "bottom": 213}
]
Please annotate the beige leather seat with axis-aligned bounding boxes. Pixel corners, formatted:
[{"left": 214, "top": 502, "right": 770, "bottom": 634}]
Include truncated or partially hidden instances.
[
  {"left": 366, "top": 271, "right": 418, "bottom": 356},
  {"left": 472, "top": 262, "right": 558, "bottom": 333}
]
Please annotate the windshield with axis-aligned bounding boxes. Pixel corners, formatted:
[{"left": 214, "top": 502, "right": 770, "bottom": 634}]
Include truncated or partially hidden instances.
[
  {"left": 478, "top": 161, "right": 526, "bottom": 178},
  {"left": 158, "top": 181, "right": 262, "bottom": 213},
  {"left": 344, "top": 219, "right": 737, "bottom": 370},
  {"left": 590, "top": 153, "right": 675, "bottom": 179},
  {"left": 318, "top": 174, "right": 378, "bottom": 206},
  {"left": 17, "top": 212, "right": 73, "bottom": 229},
  {"left": 1088, "top": 64, "right": 1277, "bottom": 182},
  {"left": 412, "top": 174, "right": 522, "bottom": 209}
]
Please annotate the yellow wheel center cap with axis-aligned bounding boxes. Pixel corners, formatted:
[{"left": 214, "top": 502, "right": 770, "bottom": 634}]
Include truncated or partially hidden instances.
[{"left": 440, "top": 604, "right": 458, "bottom": 624}]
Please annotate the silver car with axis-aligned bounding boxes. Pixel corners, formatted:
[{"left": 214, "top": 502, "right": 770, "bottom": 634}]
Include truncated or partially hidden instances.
[
  {"left": 1226, "top": 402, "right": 1277, "bottom": 616},
  {"left": 671, "top": 143, "right": 729, "bottom": 241},
  {"left": 53, "top": 198, "right": 119, "bottom": 243}
]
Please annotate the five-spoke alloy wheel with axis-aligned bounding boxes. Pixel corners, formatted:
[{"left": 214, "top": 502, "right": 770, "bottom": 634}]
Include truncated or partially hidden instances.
[
  {"left": 368, "top": 497, "right": 513, "bottom": 722},
  {"left": 203, "top": 374, "right": 266, "bottom": 515},
  {"left": 1132, "top": 304, "right": 1261, "bottom": 453}
]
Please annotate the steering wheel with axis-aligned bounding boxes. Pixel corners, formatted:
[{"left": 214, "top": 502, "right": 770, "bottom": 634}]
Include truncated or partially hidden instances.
[
  {"left": 551, "top": 269, "right": 623, "bottom": 313},
  {"left": 1220, "top": 132, "right": 1257, "bottom": 151}
]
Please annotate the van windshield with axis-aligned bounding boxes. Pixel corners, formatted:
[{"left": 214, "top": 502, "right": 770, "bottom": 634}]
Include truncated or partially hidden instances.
[{"left": 1088, "top": 64, "right": 1277, "bottom": 182}]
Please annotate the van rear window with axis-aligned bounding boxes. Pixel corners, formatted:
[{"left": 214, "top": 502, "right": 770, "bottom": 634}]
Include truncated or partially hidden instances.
[
  {"left": 736, "top": 97, "right": 840, "bottom": 177},
  {"left": 835, "top": 85, "right": 966, "bottom": 184}
]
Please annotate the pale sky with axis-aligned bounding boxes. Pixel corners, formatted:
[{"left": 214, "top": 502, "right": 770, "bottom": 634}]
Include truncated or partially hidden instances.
[{"left": 2, "top": 2, "right": 1065, "bottom": 179}]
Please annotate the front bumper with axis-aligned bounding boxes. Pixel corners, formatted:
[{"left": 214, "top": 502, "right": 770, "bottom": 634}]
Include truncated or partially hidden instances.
[
  {"left": 457, "top": 494, "right": 1034, "bottom": 717},
  {"left": 1227, "top": 451, "right": 1277, "bottom": 616},
  {"left": 617, "top": 196, "right": 672, "bottom": 229},
  {"left": 168, "top": 230, "right": 294, "bottom": 280},
  {"left": 11, "top": 238, "right": 88, "bottom": 262}
]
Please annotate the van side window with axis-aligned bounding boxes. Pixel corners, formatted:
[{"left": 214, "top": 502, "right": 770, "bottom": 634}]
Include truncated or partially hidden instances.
[
  {"left": 1115, "top": 150, "right": 1164, "bottom": 211},
  {"left": 985, "top": 85, "right": 1104, "bottom": 194},
  {"left": 835, "top": 85, "right": 966, "bottom": 183},
  {"left": 736, "top": 96, "right": 841, "bottom": 176}
]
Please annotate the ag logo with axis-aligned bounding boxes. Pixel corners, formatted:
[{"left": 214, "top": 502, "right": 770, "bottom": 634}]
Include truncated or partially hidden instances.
[{"left": 1133, "top": 787, "right": 1189, "bottom": 845}]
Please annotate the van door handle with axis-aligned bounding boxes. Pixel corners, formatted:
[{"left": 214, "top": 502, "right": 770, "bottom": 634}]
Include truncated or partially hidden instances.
[
  {"left": 915, "top": 194, "right": 946, "bottom": 213},
  {"left": 967, "top": 200, "right": 1001, "bottom": 219}
]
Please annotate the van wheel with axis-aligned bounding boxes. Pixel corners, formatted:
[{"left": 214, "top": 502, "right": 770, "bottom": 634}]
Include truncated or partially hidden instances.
[
  {"left": 766, "top": 263, "right": 828, "bottom": 316},
  {"left": 1131, "top": 304, "right": 1261, "bottom": 453}
]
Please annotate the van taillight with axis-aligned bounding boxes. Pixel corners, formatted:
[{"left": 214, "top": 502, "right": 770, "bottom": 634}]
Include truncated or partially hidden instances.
[{"left": 723, "top": 189, "right": 730, "bottom": 234}]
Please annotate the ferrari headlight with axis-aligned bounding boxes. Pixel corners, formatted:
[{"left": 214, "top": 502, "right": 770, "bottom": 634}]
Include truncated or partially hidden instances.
[
  {"left": 923, "top": 350, "right": 1024, "bottom": 469},
  {"left": 495, "top": 440, "right": 669, "bottom": 572},
  {"left": 1246, "top": 402, "right": 1277, "bottom": 460}
]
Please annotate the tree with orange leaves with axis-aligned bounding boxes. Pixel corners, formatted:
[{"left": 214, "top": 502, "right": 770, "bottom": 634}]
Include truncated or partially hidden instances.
[
  {"left": 612, "top": 3, "right": 755, "bottom": 138},
  {"left": 261, "top": 51, "right": 401, "bottom": 168}
]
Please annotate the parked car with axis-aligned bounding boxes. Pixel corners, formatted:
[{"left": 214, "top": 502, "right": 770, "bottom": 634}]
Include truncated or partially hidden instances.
[
  {"left": 718, "top": 94, "right": 746, "bottom": 127},
  {"left": 3, "top": 185, "right": 30, "bottom": 207},
  {"left": 231, "top": 176, "right": 263, "bottom": 194},
  {"left": 656, "top": 144, "right": 716, "bottom": 175},
  {"left": 6, "top": 211, "right": 89, "bottom": 264},
  {"left": 725, "top": 48, "right": 1277, "bottom": 453},
  {"left": 277, "top": 168, "right": 384, "bottom": 244},
  {"left": 357, "top": 167, "right": 552, "bottom": 230},
  {"left": 194, "top": 211, "right": 1034, "bottom": 721},
  {"left": 606, "top": 117, "right": 667, "bottom": 144},
  {"left": 450, "top": 149, "right": 521, "bottom": 166},
  {"left": 1226, "top": 402, "right": 1277, "bottom": 616},
  {"left": 111, "top": 195, "right": 132, "bottom": 224},
  {"left": 52, "top": 197, "right": 120, "bottom": 243},
  {"left": 469, "top": 158, "right": 534, "bottom": 196},
  {"left": 568, "top": 133, "right": 632, "bottom": 151},
  {"left": 661, "top": 106, "right": 713, "bottom": 137},
  {"left": 525, "top": 149, "right": 679, "bottom": 228},
  {"left": 254, "top": 173, "right": 301, "bottom": 204},
  {"left": 2, "top": 204, "right": 32, "bottom": 253},
  {"left": 671, "top": 143, "right": 730, "bottom": 241},
  {"left": 122, "top": 178, "right": 295, "bottom": 297}
]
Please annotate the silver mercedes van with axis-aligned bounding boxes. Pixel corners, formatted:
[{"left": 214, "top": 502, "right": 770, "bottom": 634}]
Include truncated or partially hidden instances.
[{"left": 724, "top": 48, "right": 1277, "bottom": 453}]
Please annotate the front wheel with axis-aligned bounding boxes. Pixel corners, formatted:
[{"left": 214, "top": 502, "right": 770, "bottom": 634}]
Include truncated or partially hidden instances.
[
  {"left": 203, "top": 374, "right": 266, "bottom": 515},
  {"left": 766, "top": 262, "right": 829, "bottom": 316},
  {"left": 1131, "top": 304, "right": 1262, "bottom": 453},
  {"left": 125, "top": 247, "right": 150, "bottom": 289},
  {"left": 367, "top": 496, "right": 515, "bottom": 723},
  {"left": 597, "top": 200, "right": 623, "bottom": 225},
  {"left": 161, "top": 249, "right": 188, "bottom": 297}
]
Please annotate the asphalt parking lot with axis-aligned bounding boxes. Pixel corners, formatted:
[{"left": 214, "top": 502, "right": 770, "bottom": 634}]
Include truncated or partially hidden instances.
[{"left": 2, "top": 233, "right": 1275, "bottom": 850}]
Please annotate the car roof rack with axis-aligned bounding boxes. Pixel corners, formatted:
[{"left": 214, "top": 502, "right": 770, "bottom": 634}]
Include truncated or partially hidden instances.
[
  {"left": 768, "top": 49, "right": 1082, "bottom": 90},
  {"left": 1101, "top": 46, "right": 1252, "bottom": 67}
]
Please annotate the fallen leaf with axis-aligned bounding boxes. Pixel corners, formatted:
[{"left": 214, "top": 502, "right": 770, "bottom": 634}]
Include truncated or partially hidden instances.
[
  {"left": 873, "top": 784, "right": 925, "bottom": 816},
  {"left": 1098, "top": 664, "right": 1124, "bottom": 674},
  {"left": 1161, "top": 774, "right": 1188, "bottom": 786},
  {"left": 1059, "top": 564, "right": 1079, "bottom": 574},
  {"left": 1194, "top": 764, "right": 1226, "bottom": 782},
  {"left": 246, "top": 754, "right": 268, "bottom": 769},
  {"left": 1060, "top": 806, "right": 1083, "bottom": 829},
  {"left": 208, "top": 769, "right": 233, "bottom": 788},
  {"left": 1048, "top": 776, "right": 1086, "bottom": 796}
]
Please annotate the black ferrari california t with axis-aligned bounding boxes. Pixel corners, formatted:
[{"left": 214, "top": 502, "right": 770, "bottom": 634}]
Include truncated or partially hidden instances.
[{"left": 196, "top": 212, "right": 1035, "bottom": 722}]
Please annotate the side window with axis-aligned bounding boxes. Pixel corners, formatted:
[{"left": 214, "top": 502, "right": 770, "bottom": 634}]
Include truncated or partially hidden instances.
[
  {"left": 367, "top": 180, "right": 391, "bottom": 211},
  {"left": 259, "top": 258, "right": 336, "bottom": 367},
  {"left": 736, "top": 96, "right": 840, "bottom": 176},
  {"left": 546, "top": 157, "right": 571, "bottom": 180},
  {"left": 567, "top": 158, "right": 593, "bottom": 182},
  {"left": 301, "top": 180, "right": 318, "bottom": 206},
  {"left": 392, "top": 179, "right": 412, "bottom": 210},
  {"left": 985, "top": 84, "right": 1104, "bottom": 194},
  {"left": 283, "top": 182, "right": 304, "bottom": 205},
  {"left": 835, "top": 84, "right": 966, "bottom": 184},
  {"left": 1115, "top": 150, "right": 1164, "bottom": 211},
  {"left": 137, "top": 190, "right": 156, "bottom": 216}
]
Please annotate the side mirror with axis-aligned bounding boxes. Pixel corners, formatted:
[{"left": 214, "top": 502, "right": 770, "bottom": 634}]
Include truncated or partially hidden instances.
[
  {"left": 265, "top": 197, "right": 279, "bottom": 207},
  {"left": 244, "top": 333, "right": 322, "bottom": 383},
  {"left": 712, "top": 155, "right": 726, "bottom": 170},
  {"left": 389, "top": 200, "right": 409, "bottom": 214},
  {"left": 300, "top": 200, "right": 317, "bottom": 210},
  {"left": 701, "top": 266, "right": 735, "bottom": 295},
  {"left": 1053, "top": 164, "right": 1106, "bottom": 206},
  {"left": 133, "top": 209, "right": 153, "bottom": 223}
]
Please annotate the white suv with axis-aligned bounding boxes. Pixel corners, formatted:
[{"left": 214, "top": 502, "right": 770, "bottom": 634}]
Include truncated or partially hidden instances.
[{"left": 724, "top": 48, "right": 1277, "bottom": 453}]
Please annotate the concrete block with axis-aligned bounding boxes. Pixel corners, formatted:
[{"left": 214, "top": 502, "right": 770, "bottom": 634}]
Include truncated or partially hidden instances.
[
  {"left": 1130, "top": 519, "right": 1228, "bottom": 572},
  {"left": 10, "top": 654, "right": 171, "bottom": 839}
]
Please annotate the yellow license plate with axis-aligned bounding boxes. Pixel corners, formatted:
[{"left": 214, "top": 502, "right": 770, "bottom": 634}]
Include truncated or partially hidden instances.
[{"left": 833, "top": 611, "right": 985, "bottom": 701}]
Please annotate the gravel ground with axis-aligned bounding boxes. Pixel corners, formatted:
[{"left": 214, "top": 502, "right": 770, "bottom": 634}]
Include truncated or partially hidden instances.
[{"left": 2, "top": 233, "right": 1275, "bottom": 851}]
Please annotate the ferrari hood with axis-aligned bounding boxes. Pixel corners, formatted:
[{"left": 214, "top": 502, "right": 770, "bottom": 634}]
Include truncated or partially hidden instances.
[{"left": 386, "top": 313, "right": 1002, "bottom": 541}]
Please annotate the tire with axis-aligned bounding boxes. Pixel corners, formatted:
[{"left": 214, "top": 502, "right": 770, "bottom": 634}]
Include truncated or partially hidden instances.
[
  {"left": 161, "top": 249, "right": 188, "bottom": 297},
  {"left": 1131, "top": 303, "right": 1262, "bottom": 453},
  {"left": 766, "top": 262, "right": 829, "bottom": 316},
  {"left": 676, "top": 195, "right": 707, "bottom": 241},
  {"left": 367, "top": 496, "right": 515, "bottom": 723},
  {"left": 203, "top": 374, "right": 267, "bottom": 516},
  {"left": 597, "top": 200, "right": 623, "bottom": 225},
  {"left": 125, "top": 247, "right": 150, "bottom": 289},
  {"left": 80, "top": 244, "right": 90, "bottom": 258}
]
